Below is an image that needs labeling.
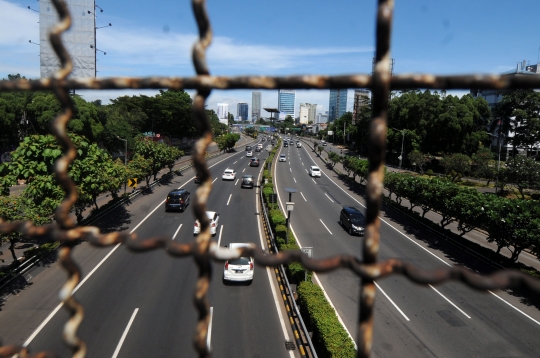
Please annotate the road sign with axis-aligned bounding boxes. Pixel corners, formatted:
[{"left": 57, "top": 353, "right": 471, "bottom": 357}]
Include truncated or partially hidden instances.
[
  {"left": 328, "top": 131, "right": 333, "bottom": 135},
  {"left": 301, "top": 247, "right": 313, "bottom": 258},
  {"left": 128, "top": 178, "right": 138, "bottom": 187}
]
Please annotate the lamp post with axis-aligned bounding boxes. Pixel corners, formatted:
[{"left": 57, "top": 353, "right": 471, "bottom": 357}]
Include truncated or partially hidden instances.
[
  {"left": 392, "top": 127, "right": 405, "bottom": 169},
  {"left": 284, "top": 188, "right": 297, "bottom": 244},
  {"left": 117, "top": 136, "right": 127, "bottom": 165},
  {"left": 488, "top": 132, "right": 505, "bottom": 194}
]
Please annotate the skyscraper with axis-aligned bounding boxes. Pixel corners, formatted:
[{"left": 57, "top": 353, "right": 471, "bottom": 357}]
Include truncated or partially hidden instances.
[
  {"left": 278, "top": 90, "right": 295, "bottom": 118},
  {"left": 217, "top": 103, "right": 229, "bottom": 125},
  {"left": 353, "top": 89, "right": 371, "bottom": 124},
  {"left": 328, "top": 89, "right": 348, "bottom": 121},
  {"left": 299, "top": 103, "right": 317, "bottom": 124},
  {"left": 252, "top": 92, "right": 261, "bottom": 122},
  {"left": 237, "top": 103, "right": 249, "bottom": 122}
]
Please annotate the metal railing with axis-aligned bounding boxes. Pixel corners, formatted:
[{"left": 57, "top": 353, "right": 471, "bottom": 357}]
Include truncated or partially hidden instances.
[{"left": 1, "top": 1, "right": 540, "bottom": 357}]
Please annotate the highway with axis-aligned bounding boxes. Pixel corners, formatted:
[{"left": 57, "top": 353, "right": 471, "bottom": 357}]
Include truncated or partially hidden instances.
[
  {"left": 0, "top": 136, "right": 297, "bottom": 357},
  {"left": 274, "top": 137, "right": 540, "bottom": 357}
]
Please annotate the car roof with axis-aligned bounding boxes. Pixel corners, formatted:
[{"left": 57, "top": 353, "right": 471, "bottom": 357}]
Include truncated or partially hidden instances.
[
  {"left": 168, "top": 189, "right": 187, "bottom": 194},
  {"left": 224, "top": 168, "right": 234, "bottom": 172},
  {"left": 243, "top": 174, "right": 253, "bottom": 177},
  {"left": 343, "top": 206, "right": 363, "bottom": 214},
  {"left": 310, "top": 166, "right": 320, "bottom": 169},
  {"left": 280, "top": 154, "right": 286, "bottom": 156},
  {"left": 229, "top": 242, "right": 251, "bottom": 249},
  {"left": 206, "top": 211, "right": 216, "bottom": 218}
]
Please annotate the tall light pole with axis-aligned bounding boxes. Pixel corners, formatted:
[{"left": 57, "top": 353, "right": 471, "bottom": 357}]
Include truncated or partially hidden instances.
[
  {"left": 117, "top": 136, "right": 127, "bottom": 166},
  {"left": 284, "top": 188, "right": 297, "bottom": 244},
  {"left": 488, "top": 132, "right": 505, "bottom": 194},
  {"left": 392, "top": 127, "right": 405, "bottom": 169}
]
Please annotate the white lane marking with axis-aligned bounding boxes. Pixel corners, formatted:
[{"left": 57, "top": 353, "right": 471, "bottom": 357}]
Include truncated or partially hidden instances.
[
  {"left": 488, "top": 290, "right": 540, "bottom": 326},
  {"left": 375, "top": 282, "right": 410, "bottom": 321},
  {"left": 324, "top": 193, "right": 334, "bottom": 203},
  {"left": 305, "top": 169, "right": 308, "bottom": 173},
  {"left": 22, "top": 151, "right": 246, "bottom": 347},
  {"left": 242, "top": 168, "right": 246, "bottom": 173},
  {"left": 303, "top": 147, "right": 451, "bottom": 267},
  {"left": 172, "top": 224, "right": 183, "bottom": 240},
  {"left": 235, "top": 179, "right": 239, "bottom": 185},
  {"left": 429, "top": 284, "right": 471, "bottom": 319},
  {"left": 293, "top": 177, "right": 296, "bottom": 183},
  {"left": 227, "top": 194, "right": 232, "bottom": 205},
  {"left": 233, "top": 161, "right": 237, "bottom": 164},
  {"left": 302, "top": 162, "right": 304, "bottom": 166},
  {"left": 319, "top": 219, "right": 333, "bottom": 235},
  {"left": 207, "top": 307, "right": 214, "bottom": 352},
  {"left": 290, "top": 168, "right": 292, "bottom": 172},
  {"left": 111, "top": 308, "right": 139, "bottom": 358},
  {"left": 217, "top": 225, "right": 224, "bottom": 246},
  {"left": 241, "top": 156, "right": 244, "bottom": 159},
  {"left": 312, "top": 178, "right": 316, "bottom": 184},
  {"left": 212, "top": 178, "right": 217, "bottom": 184},
  {"left": 300, "top": 192, "right": 307, "bottom": 202}
]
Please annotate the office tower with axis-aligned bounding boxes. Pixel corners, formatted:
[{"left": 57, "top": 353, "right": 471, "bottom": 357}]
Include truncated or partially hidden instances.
[
  {"left": 252, "top": 92, "right": 261, "bottom": 122},
  {"left": 299, "top": 103, "right": 317, "bottom": 124},
  {"left": 217, "top": 103, "right": 229, "bottom": 125},
  {"left": 237, "top": 103, "right": 249, "bottom": 122},
  {"left": 328, "top": 89, "right": 348, "bottom": 121},
  {"left": 278, "top": 90, "right": 295, "bottom": 118}
]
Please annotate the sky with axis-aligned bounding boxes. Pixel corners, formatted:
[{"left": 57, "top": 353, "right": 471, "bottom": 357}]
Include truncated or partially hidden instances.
[{"left": 2, "top": 0, "right": 540, "bottom": 118}]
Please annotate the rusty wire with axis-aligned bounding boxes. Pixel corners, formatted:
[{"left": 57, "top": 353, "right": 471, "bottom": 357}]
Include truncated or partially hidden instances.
[{"left": 1, "top": 0, "right": 540, "bottom": 357}]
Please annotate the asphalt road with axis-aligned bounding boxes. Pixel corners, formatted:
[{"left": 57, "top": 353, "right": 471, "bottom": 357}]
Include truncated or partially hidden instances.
[
  {"left": 274, "top": 137, "right": 540, "bottom": 357},
  {"left": 0, "top": 136, "right": 296, "bottom": 357}
]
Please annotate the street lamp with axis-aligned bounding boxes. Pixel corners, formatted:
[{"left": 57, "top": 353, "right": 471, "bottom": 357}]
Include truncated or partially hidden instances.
[
  {"left": 392, "top": 127, "right": 405, "bottom": 169},
  {"left": 488, "top": 132, "right": 505, "bottom": 194},
  {"left": 117, "top": 136, "right": 127, "bottom": 166},
  {"left": 284, "top": 188, "right": 297, "bottom": 244}
]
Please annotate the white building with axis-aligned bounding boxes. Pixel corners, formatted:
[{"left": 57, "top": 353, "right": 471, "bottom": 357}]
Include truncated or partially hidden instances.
[
  {"left": 217, "top": 103, "right": 229, "bottom": 125},
  {"left": 299, "top": 103, "right": 317, "bottom": 124},
  {"left": 316, "top": 111, "right": 328, "bottom": 124},
  {"left": 252, "top": 92, "right": 261, "bottom": 122}
]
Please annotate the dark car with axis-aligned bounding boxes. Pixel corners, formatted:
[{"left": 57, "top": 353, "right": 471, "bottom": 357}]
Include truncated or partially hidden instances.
[
  {"left": 284, "top": 142, "right": 288, "bottom": 147},
  {"left": 165, "top": 189, "right": 190, "bottom": 212},
  {"left": 339, "top": 206, "right": 365, "bottom": 236},
  {"left": 241, "top": 175, "right": 254, "bottom": 188},
  {"left": 245, "top": 145, "right": 252, "bottom": 151},
  {"left": 194, "top": 174, "right": 202, "bottom": 183},
  {"left": 249, "top": 158, "right": 260, "bottom": 167}
]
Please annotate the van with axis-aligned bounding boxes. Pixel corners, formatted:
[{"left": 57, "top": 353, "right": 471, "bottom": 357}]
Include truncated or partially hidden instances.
[{"left": 339, "top": 206, "right": 365, "bottom": 236}]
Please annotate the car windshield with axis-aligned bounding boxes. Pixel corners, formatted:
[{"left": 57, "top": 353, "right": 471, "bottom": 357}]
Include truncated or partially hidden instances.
[
  {"left": 224, "top": 170, "right": 233, "bottom": 174},
  {"left": 206, "top": 212, "right": 214, "bottom": 220},
  {"left": 169, "top": 194, "right": 182, "bottom": 198},
  {"left": 312, "top": 168, "right": 320, "bottom": 171},
  {"left": 280, "top": 155, "right": 285, "bottom": 157},
  {"left": 350, "top": 215, "right": 364, "bottom": 225},
  {"left": 229, "top": 257, "right": 250, "bottom": 265}
]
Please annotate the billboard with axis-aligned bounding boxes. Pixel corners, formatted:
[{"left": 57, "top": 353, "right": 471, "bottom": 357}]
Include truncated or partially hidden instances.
[{"left": 40, "top": 0, "right": 96, "bottom": 78}]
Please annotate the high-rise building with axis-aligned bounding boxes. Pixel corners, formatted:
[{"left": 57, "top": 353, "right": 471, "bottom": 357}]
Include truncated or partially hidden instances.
[
  {"left": 328, "top": 89, "right": 348, "bottom": 122},
  {"left": 252, "top": 92, "right": 261, "bottom": 122},
  {"left": 40, "top": 0, "right": 96, "bottom": 78},
  {"left": 317, "top": 111, "right": 328, "bottom": 124},
  {"left": 278, "top": 90, "right": 295, "bottom": 118},
  {"left": 217, "top": 103, "right": 229, "bottom": 125},
  {"left": 299, "top": 103, "right": 317, "bottom": 124},
  {"left": 237, "top": 103, "right": 249, "bottom": 122},
  {"left": 353, "top": 90, "right": 371, "bottom": 124}
]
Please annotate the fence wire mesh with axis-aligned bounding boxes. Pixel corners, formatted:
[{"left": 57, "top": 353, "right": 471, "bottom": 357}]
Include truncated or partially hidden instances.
[{"left": 1, "top": 0, "right": 540, "bottom": 357}]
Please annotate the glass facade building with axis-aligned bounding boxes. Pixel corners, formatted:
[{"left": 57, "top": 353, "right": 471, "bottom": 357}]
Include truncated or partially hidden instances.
[
  {"left": 328, "top": 89, "right": 348, "bottom": 121},
  {"left": 237, "top": 103, "right": 249, "bottom": 122},
  {"left": 278, "top": 90, "right": 295, "bottom": 118}
]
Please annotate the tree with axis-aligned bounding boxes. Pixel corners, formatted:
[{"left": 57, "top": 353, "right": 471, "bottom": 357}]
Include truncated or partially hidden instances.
[
  {"left": 0, "top": 196, "right": 51, "bottom": 264},
  {"left": 407, "top": 150, "right": 430, "bottom": 173},
  {"left": 327, "top": 151, "right": 340, "bottom": 168},
  {"left": 494, "top": 89, "right": 540, "bottom": 155},
  {"left": 471, "top": 147, "right": 496, "bottom": 185},
  {"left": 501, "top": 155, "right": 540, "bottom": 199},
  {"left": 441, "top": 153, "right": 471, "bottom": 182},
  {"left": 128, "top": 153, "right": 153, "bottom": 188}
]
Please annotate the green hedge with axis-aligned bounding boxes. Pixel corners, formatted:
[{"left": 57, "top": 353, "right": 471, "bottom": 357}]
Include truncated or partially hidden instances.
[{"left": 297, "top": 281, "right": 357, "bottom": 358}]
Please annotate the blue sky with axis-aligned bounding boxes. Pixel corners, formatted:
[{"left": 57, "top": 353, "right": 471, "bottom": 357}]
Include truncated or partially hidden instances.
[{"left": 2, "top": 0, "right": 540, "bottom": 118}]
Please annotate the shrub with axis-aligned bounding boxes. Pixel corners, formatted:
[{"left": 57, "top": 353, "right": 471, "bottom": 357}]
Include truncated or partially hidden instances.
[
  {"left": 297, "top": 281, "right": 356, "bottom": 357},
  {"left": 269, "top": 209, "right": 286, "bottom": 228},
  {"left": 275, "top": 224, "right": 287, "bottom": 241}
]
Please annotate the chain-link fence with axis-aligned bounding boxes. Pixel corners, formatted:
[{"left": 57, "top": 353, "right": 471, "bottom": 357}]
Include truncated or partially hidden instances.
[{"left": 1, "top": 1, "right": 540, "bottom": 357}]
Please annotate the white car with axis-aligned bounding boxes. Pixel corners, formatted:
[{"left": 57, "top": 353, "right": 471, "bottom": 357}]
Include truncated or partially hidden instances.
[
  {"left": 222, "top": 168, "right": 236, "bottom": 180},
  {"left": 223, "top": 243, "right": 254, "bottom": 283},
  {"left": 246, "top": 151, "right": 253, "bottom": 157},
  {"left": 194, "top": 211, "right": 220, "bottom": 236},
  {"left": 279, "top": 154, "right": 286, "bottom": 162},
  {"left": 309, "top": 166, "right": 321, "bottom": 177}
]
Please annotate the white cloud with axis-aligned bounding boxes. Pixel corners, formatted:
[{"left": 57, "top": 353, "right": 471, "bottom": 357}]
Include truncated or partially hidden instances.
[{"left": 0, "top": 1, "right": 39, "bottom": 46}]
